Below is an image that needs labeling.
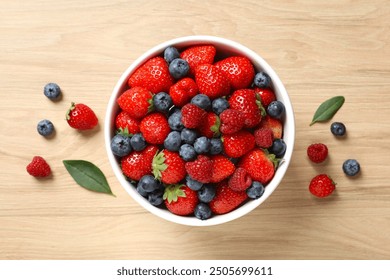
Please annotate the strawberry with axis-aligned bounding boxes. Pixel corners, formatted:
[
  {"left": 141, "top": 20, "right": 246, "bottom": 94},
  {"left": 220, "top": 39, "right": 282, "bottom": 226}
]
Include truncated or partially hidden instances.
[
  {"left": 210, "top": 155, "right": 235, "bottom": 183},
  {"left": 139, "top": 112, "right": 170, "bottom": 145},
  {"left": 115, "top": 111, "right": 140, "bottom": 134},
  {"left": 164, "top": 185, "right": 199, "bottom": 216},
  {"left": 228, "top": 167, "right": 252, "bottom": 192},
  {"left": 239, "top": 148, "right": 277, "bottom": 185},
  {"left": 121, "top": 145, "right": 158, "bottom": 181},
  {"left": 152, "top": 150, "right": 186, "bottom": 184},
  {"left": 307, "top": 143, "right": 328, "bottom": 163},
  {"left": 66, "top": 102, "right": 98, "bottom": 130},
  {"left": 169, "top": 77, "right": 198, "bottom": 107},
  {"left": 185, "top": 155, "right": 213, "bottom": 183},
  {"left": 259, "top": 115, "right": 283, "bottom": 139},
  {"left": 309, "top": 174, "right": 336, "bottom": 198},
  {"left": 180, "top": 45, "right": 216, "bottom": 75},
  {"left": 128, "top": 57, "right": 174, "bottom": 94},
  {"left": 209, "top": 180, "right": 248, "bottom": 214},
  {"left": 181, "top": 103, "right": 207, "bottom": 129},
  {"left": 254, "top": 127, "right": 274, "bottom": 148},
  {"left": 198, "top": 112, "right": 220, "bottom": 138},
  {"left": 254, "top": 87, "right": 276, "bottom": 107},
  {"left": 222, "top": 130, "right": 255, "bottom": 158},
  {"left": 219, "top": 109, "right": 245, "bottom": 134},
  {"left": 215, "top": 56, "right": 255, "bottom": 90},
  {"left": 117, "top": 87, "right": 153, "bottom": 119},
  {"left": 195, "top": 64, "right": 230, "bottom": 99},
  {"left": 228, "top": 89, "right": 263, "bottom": 128},
  {"left": 26, "top": 156, "right": 51, "bottom": 177}
]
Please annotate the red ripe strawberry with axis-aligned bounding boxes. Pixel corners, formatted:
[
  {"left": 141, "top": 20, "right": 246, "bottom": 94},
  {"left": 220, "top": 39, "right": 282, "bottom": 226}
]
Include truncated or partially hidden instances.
[
  {"left": 210, "top": 155, "right": 235, "bottom": 183},
  {"left": 115, "top": 111, "right": 140, "bottom": 134},
  {"left": 140, "top": 112, "right": 170, "bottom": 145},
  {"left": 222, "top": 130, "right": 255, "bottom": 158},
  {"left": 199, "top": 112, "right": 220, "bottom": 138},
  {"left": 169, "top": 77, "right": 198, "bottom": 107},
  {"left": 117, "top": 87, "right": 153, "bottom": 119},
  {"left": 195, "top": 64, "right": 230, "bottom": 99},
  {"left": 239, "top": 148, "right": 277, "bottom": 185},
  {"left": 164, "top": 185, "right": 199, "bottom": 216},
  {"left": 254, "top": 127, "right": 274, "bottom": 148},
  {"left": 228, "top": 167, "right": 252, "bottom": 192},
  {"left": 219, "top": 109, "right": 245, "bottom": 134},
  {"left": 185, "top": 155, "right": 213, "bottom": 183},
  {"left": 152, "top": 150, "right": 186, "bottom": 184},
  {"left": 180, "top": 45, "right": 216, "bottom": 75},
  {"left": 181, "top": 103, "right": 207, "bottom": 129},
  {"left": 260, "top": 115, "right": 283, "bottom": 139},
  {"left": 254, "top": 87, "right": 276, "bottom": 107},
  {"left": 209, "top": 180, "right": 248, "bottom": 214},
  {"left": 307, "top": 143, "right": 328, "bottom": 163},
  {"left": 215, "top": 56, "right": 255, "bottom": 90},
  {"left": 121, "top": 145, "right": 158, "bottom": 181},
  {"left": 128, "top": 57, "right": 174, "bottom": 94},
  {"left": 309, "top": 174, "right": 336, "bottom": 198},
  {"left": 26, "top": 156, "right": 51, "bottom": 177},
  {"left": 66, "top": 102, "right": 98, "bottom": 130},
  {"left": 228, "top": 89, "right": 263, "bottom": 128}
]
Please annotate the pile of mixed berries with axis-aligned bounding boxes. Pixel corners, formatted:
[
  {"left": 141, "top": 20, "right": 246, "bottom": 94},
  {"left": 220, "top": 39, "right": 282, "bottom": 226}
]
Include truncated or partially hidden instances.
[{"left": 110, "top": 44, "right": 287, "bottom": 220}]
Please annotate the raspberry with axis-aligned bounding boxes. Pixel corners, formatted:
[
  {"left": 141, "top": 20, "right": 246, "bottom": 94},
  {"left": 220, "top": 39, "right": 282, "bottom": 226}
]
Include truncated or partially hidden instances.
[
  {"left": 307, "top": 143, "right": 328, "bottom": 163},
  {"left": 26, "top": 156, "right": 51, "bottom": 177},
  {"left": 254, "top": 127, "right": 274, "bottom": 148}
]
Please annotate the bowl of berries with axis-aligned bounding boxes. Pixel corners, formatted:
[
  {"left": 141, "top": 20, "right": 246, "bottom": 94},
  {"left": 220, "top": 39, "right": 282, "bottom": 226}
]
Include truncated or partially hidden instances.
[{"left": 105, "top": 35, "right": 295, "bottom": 226}]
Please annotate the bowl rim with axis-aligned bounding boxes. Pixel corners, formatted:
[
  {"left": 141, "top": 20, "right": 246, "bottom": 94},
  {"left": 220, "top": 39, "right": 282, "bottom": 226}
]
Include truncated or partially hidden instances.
[{"left": 104, "top": 35, "right": 295, "bottom": 226}]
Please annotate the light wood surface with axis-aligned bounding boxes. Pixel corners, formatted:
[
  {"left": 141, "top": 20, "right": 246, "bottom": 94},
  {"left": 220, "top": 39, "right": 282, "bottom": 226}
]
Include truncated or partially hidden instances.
[{"left": 1, "top": 0, "right": 389, "bottom": 260}]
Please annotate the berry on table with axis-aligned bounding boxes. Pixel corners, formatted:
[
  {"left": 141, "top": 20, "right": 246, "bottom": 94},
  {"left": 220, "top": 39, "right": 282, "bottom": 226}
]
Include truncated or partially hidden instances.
[
  {"left": 66, "top": 102, "right": 98, "bottom": 130},
  {"left": 246, "top": 181, "right": 265, "bottom": 199},
  {"left": 110, "top": 134, "right": 132, "bottom": 157},
  {"left": 26, "top": 156, "right": 51, "bottom": 177},
  {"left": 267, "top": 100, "right": 285, "bottom": 119},
  {"left": 342, "top": 159, "right": 360, "bottom": 176},
  {"left": 331, "top": 122, "right": 346, "bottom": 136},
  {"left": 253, "top": 71, "right": 271, "bottom": 88},
  {"left": 309, "top": 174, "right": 336, "bottom": 198},
  {"left": 169, "top": 58, "right": 190, "bottom": 79},
  {"left": 153, "top": 92, "right": 173, "bottom": 113},
  {"left": 43, "top": 83, "right": 61, "bottom": 100},
  {"left": 194, "top": 203, "right": 212, "bottom": 220},
  {"left": 164, "top": 46, "right": 180, "bottom": 64},
  {"left": 37, "top": 119, "right": 54, "bottom": 136},
  {"left": 130, "top": 133, "right": 147, "bottom": 151},
  {"left": 307, "top": 143, "right": 328, "bottom": 163}
]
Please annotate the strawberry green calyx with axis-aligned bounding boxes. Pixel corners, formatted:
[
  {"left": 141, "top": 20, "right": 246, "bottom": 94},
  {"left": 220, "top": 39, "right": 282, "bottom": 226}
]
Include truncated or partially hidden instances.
[
  {"left": 210, "top": 116, "right": 221, "bottom": 137},
  {"left": 263, "top": 149, "right": 281, "bottom": 169},
  {"left": 152, "top": 150, "right": 167, "bottom": 180},
  {"left": 255, "top": 93, "right": 267, "bottom": 117},
  {"left": 163, "top": 184, "right": 186, "bottom": 203},
  {"left": 147, "top": 96, "right": 154, "bottom": 113},
  {"left": 116, "top": 127, "right": 133, "bottom": 137},
  {"left": 65, "top": 102, "right": 76, "bottom": 120}
]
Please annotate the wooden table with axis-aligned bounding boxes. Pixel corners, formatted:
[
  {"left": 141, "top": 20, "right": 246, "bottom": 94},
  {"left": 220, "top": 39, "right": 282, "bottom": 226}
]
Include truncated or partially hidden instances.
[{"left": 1, "top": 0, "right": 389, "bottom": 260}]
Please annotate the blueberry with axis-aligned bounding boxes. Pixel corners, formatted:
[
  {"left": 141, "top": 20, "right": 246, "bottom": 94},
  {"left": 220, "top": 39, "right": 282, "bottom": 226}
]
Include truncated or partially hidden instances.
[
  {"left": 37, "top": 119, "right": 54, "bottom": 136},
  {"left": 137, "top": 175, "right": 159, "bottom": 192},
  {"left": 254, "top": 72, "right": 271, "bottom": 88},
  {"left": 130, "top": 133, "right": 147, "bottom": 151},
  {"left": 168, "top": 109, "right": 184, "bottom": 131},
  {"left": 186, "top": 175, "right": 203, "bottom": 191},
  {"left": 136, "top": 184, "right": 148, "bottom": 197},
  {"left": 343, "top": 159, "right": 360, "bottom": 176},
  {"left": 164, "top": 131, "right": 182, "bottom": 151},
  {"left": 247, "top": 181, "right": 265, "bottom": 199},
  {"left": 211, "top": 98, "right": 229, "bottom": 115},
  {"left": 43, "top": 83, "right": 61, "bottom": 100},
  {"left": 181, "top": 128, "right": 198, "bottom": 145},
  {"left": 179, "top": 144, "right": 197, "bottom": 161},
  {"left": 111, "top": 134, "right": 132, "bottom": 157},
  {"left": 191, "top": 94, "right": 211, "bottom": 111},
  {"left": 194, "top": 136, "right": 210, "bottom": 154},
  {"left": 331, "top": 122, "right": 346, "bottom": 136},
  {"left": 267, "top": 101, "right": 285, "bottom": 119},
  {"left": 210, "top": 138, "right": 223, "bottom": 155},
  {"left": 270, "top": 138, "right": 287, "bottom": 158},
  {"left": 164, "top": 46, "right": 180, "bottom": 64},
  {"left": 148, "top": 188, "right": 164, "bottom": 206},
  {"left": 194, "top": 203, "right": 212, "bottom": 220},
  {"left": 198, "top": 184, "right": 216, "bottom": 203},
  {"left": 153, "top": 92, "right": 172, "bottom": 113},
  {"left": 169, "top": 58, "right": 189, "bottom": 79}
]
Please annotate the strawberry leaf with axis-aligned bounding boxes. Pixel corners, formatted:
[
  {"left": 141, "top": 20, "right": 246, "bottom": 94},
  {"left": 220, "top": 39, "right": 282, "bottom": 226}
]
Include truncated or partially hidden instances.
[
  {"left": 163, "top": 184, "right": 186, "bottom": 203},
  {"left": 152, "top": 150, "right": 167, "bottom": 180},
  {"left": 116, "top": 127, "right": 133, "bottom": 137},
  {"left": 310, "top": 96, "right": 345, "bottom": 126}
]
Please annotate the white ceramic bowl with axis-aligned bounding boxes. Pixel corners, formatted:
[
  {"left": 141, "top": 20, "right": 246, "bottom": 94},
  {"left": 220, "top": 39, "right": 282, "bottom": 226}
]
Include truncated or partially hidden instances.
[{"left": 105, "top": 35, "right": 295, "bottom": 226}]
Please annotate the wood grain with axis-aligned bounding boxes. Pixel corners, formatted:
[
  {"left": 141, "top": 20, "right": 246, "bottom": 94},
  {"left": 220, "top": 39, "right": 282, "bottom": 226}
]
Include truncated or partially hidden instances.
[{"left": 1, "top": 0, "right": 389, "bottom": 259}]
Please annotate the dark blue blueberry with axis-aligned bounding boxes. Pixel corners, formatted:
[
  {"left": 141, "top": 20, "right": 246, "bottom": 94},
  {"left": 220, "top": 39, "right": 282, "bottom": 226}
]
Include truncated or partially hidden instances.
[
  {"left": 342, "top": 159, "right": 360, "bottom": 176},
  {"left": 136, "top": 184, "right": 148, "bottom": 197},
  {"left": 148, "top": 186, "right": 165, "bottom": 206},
  {"left": 270, "top": 138, "right": 287, "bottom": 158},
  {"left": 37, "top": 119, "right": 54, "bottom": 136},
  {"left": 110, "top": 134, "right": 132, "bottom": 157},
  {"left": 211, "top": 98, "right": 229, "bottom": 115},
  {"left": 197, "top": 184, "right": 216, "bottom": 203},
  {"left": 194, "top": 136, "right": 210, "bottom": 154},
  {"left": 137, "top": 175, "right": 159, "bottom": 193},
  {"left": 164, "top": 46, "right": 180, "bottom": 64},
  {"left": 194, "top": 203, "right": 212, "bottom": 220},
  {"left": 164, "top": 131, "right": 182, "bottom": 151},
  {"left": 130, "top": 133, "right": 147, "bottom": 151},
  {"left": 168, "top": 109, "right": 184, "bottom": 131},
  {"left": 191, "top": 94, "right": 211, "bottom": 111},
  {"left": 179, "top": 144, "right": 197, "bottom": 161},
  {"left": 210, "top": 138, "right": 223, "bottom": 155},
  {"left": 267, "top": 100, "right": 285, "bottom": 119},
  {"left": 247, "top": 181, "right": 265, "bottom": 199},
  {"left": 43, "top": 83, "right": 61, "bottom": 100},
  {"left": 186, "top": 175, "right": 203, "bottom": 191},
  {"left": 169, "top": 58, "right": 189, "bottom": 79},
  {"left": 153, "top": 92, "right": 173, "bottom": 113},
  {"left": 331, "top": 122, "right": 346, "bottom": 136},
  {"left": 181, "top": 128, "right": 198, "bottom": 145},
  {"left": 254, "top": 72, "right": 271, "bottom": 88}
]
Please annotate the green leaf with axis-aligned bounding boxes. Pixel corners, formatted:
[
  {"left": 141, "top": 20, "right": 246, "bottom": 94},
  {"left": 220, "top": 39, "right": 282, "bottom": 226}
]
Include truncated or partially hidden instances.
[
  {"left": 310, "top": 96, "right": 345, "bottom": 126},
  {"left": 152, "top": 151, "right": 167, "bottom": 180},
  {"left": 163, "top": 184, "right": 185, "bottom": 203},
  {"left": 63, "top": 160, "right": 115, "bottom": 196}
]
